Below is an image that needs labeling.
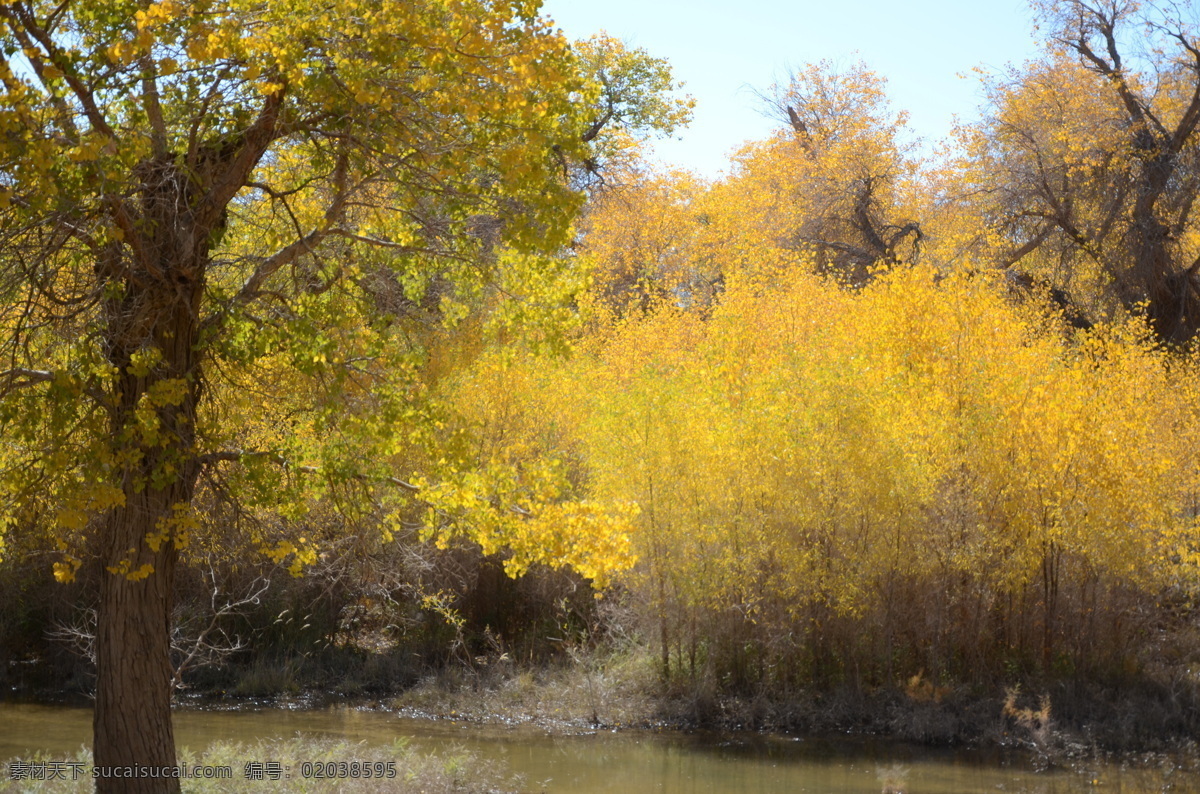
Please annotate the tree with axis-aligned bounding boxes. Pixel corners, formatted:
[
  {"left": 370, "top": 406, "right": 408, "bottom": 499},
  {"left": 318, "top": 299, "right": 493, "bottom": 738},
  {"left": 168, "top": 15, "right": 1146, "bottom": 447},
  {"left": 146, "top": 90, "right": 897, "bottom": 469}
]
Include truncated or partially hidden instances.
[
  {"left": 748, "top": 60, "right": 924, "bottom": 285},
  {"left": 571, "top": 33, "right": 694, "bottom": 190},
  {"left": 968, "top": 0, "right": 1200, "bottom": 342},
  {"left": 579, "top": 167, "right": 711, "bottom": 314},
  {"left": 0, "top": 1, "right": 607, "bottom": 790}
]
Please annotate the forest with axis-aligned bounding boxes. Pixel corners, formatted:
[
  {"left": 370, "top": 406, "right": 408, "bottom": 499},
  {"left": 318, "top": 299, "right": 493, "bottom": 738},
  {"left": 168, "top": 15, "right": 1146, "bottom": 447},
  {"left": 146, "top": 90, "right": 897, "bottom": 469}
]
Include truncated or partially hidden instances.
[{"left": 1, "top": 0, "right": 1200, "bottom": 791}]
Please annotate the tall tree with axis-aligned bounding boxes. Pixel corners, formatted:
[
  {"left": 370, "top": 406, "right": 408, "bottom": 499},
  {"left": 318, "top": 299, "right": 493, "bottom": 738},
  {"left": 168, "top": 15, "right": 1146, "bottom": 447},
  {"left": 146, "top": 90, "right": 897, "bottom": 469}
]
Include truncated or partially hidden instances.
[
  {"left": 0, "top": 0, "right": 605, "bottom": 790},
  {"left": 756, "top": 60, "right": 924, "bottom": 285},
  {"left": 968, "top": 0, "right": 1200, "bottom": 342}
]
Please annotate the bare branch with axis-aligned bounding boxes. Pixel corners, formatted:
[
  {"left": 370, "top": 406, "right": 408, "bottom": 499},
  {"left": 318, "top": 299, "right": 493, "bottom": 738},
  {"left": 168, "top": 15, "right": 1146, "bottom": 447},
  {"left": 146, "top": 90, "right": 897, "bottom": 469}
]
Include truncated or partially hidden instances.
[
  {"left": 222, "top": 162, "right": 361, "bottom": 311},
  {"left": 186, "top": 66, "right": 234, "bottom": 171},
  {"left": 581, "top": 104, "right": 615, "bottom": 143},
  {"left": 228, "top": 228, "right": 327, "bottom": 308},
  {"left": 326, "top": 229, "right": 420, "bottom": 252},
  {"left": 786, "top": 106, "right": 813, "bottom": 153},
  {"left": 996, "top": 225, "right": 1053, "bottom": 269},
  {"left": 171, "top": 567, "right": 274, "bottom": 691}
]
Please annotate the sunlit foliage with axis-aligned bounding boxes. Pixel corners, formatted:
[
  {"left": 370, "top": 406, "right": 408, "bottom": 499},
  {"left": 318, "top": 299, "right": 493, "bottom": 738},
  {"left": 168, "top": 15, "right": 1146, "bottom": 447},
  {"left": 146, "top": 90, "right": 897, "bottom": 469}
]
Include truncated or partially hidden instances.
[
  {"left": 728, "top": 61, "right": 925, "bottom": 286},
  {"left": 957, "top": 0, "right": 1200, "bottom": 342},
  {"left": 3, "top": 0, "right": 1200, "bottom": 756},
  {"left": 481, "top": 257, "right": 1200, "bottom": 686},
  {"left": 0, "top": 0, "right": 647, "bottom": 785}
]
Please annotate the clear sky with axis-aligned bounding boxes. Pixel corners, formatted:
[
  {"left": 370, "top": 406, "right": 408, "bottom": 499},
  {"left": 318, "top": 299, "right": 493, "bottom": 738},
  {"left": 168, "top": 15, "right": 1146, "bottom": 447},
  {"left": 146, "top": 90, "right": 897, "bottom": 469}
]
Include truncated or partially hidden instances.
[{"left": 540, "top": 0, "right": 1044, "bottom": 178}]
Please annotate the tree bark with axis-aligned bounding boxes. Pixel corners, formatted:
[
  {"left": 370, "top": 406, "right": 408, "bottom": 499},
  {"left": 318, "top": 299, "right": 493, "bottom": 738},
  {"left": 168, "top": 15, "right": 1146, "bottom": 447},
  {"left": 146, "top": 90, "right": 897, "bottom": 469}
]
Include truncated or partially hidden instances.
[
  {"left": 93, "top": 317, "right": 202, "bottom": 792},
  {"left": 94, "top": 502, "right": 183, "bottom": 794},
  {"left": 92, "top": 157, "right": 207, "bottom": 793}
]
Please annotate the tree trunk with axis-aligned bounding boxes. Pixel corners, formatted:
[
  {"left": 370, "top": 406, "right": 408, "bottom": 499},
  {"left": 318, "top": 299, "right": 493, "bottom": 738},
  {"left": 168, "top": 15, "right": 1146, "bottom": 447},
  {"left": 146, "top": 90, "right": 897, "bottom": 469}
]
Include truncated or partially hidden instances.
[
  {"left": 92, "top": 162, "right": 207, "bottom": 791},
  {"left": 92, "top": 355, "right": 201, "bottom": 791},
  {"left": 94, "top": 500, "right": 182, "bottom": 794},
  {"left": 92, "top": 357, "right": 201, "bottom": 792},
  {"left": 1135, "top": 214, "right": 1200, "bottom": 345}
]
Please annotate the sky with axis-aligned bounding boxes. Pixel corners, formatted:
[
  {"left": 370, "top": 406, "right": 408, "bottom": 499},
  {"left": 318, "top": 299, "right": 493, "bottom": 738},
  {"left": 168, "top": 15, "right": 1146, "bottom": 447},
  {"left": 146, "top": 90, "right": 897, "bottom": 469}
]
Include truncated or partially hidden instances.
[{"left": 540, "top": 0, "right": 1045, "bottom": 178}]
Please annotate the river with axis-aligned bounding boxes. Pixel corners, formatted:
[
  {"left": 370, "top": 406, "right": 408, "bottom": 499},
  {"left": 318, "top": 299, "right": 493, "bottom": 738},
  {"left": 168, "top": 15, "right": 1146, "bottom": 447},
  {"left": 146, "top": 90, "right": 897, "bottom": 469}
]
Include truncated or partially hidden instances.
[{"left": 0, "top": 702, "right": 1189, "bottom": 792}]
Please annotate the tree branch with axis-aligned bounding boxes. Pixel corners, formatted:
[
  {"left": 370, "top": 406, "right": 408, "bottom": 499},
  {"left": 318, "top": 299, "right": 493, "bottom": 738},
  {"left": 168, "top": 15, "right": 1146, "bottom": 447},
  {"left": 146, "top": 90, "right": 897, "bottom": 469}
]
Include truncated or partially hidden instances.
[
  {"left": 195, "top": 84, "right": 289, "bottom": 230},
  {"left": 171, "top": 567, "right": 272, "bottom": 691},
  {"left": 996, "top": 225, "right": 1052, "bottom": 269},
  {"left": 787, "top": 106, "right": 813, "bottom": 153},
  {"left": 199, "top": 448, "right": 420, "bottom": 492},
  {"left": 222, "top": 163, "right": 360, "bottom": 310},
  {"left": 139, "top": 56, "right": 168, "bottom": 157},
  {"left": 0, "top": 19, "right": 78, "bottom": 140},
  {"left": 581, "top": 101, "right": 615, "bottom": 143},
  {"left": 4, "top": 2, "right": 116, "bottom": 139},
  {"left": 228, "top": 228, "right": 327, "bottom": 309},
  {"left": 1066, "top": 6, "right": 1168, "bottom": 142},
  {"left": 0, "top": 367, "right": 54, "bottom": 389}
]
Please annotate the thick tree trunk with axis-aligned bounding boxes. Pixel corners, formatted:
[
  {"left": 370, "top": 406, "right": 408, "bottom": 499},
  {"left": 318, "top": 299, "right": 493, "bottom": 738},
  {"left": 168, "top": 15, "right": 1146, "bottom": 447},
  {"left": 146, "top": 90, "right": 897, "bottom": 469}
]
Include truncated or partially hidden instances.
[
  {"left": 93, "top": 499, "right": 183, "bottom": 794},
  {"left": 1125, "top": 150, "right": 1190, "bottom": 343},
  {"left": 1134, "top": 214, "right": 1200, "bottom": 345},
  {"left": 92, "top": 353, "right": 201, "bottom": 792},
  {"left": 92, "top": 356, "right": 201, "bottom": 792},
  {"left": 92, "top": 165, "right": 207, "bottom": 791}
]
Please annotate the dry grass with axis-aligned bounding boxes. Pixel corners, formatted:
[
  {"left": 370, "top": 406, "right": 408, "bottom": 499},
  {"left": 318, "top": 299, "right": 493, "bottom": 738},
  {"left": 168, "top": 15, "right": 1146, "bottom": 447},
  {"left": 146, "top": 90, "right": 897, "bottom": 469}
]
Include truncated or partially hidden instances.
[{"left": 389, "top": 645, "right": 660, "bottom": 731}]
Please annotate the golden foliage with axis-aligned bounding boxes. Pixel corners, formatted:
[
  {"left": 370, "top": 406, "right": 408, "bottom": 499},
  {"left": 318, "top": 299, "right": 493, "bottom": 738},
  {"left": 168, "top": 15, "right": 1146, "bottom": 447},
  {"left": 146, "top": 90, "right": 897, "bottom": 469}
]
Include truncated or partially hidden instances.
[{"left": 482, "top": 261, "right": 1200, "bottom": 683}]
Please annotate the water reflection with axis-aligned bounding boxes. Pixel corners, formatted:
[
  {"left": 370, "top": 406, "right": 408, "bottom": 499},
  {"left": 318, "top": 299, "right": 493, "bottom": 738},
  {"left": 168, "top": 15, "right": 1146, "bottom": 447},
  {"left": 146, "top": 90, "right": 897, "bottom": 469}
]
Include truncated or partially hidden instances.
[{"left": 0, "top": 702, "right": 1189, "bottom": 792}]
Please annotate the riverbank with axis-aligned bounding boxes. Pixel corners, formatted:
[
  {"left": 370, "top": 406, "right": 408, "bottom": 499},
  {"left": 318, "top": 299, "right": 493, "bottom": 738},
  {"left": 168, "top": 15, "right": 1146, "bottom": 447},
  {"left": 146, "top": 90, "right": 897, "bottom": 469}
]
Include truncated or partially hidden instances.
[
  {"left": 3, "top": 699, "right": 1198, "bottom": 793},
  {"left": 12, "top": 640, "right": 1200, "bottom": 759},
  {"left": 170, "top": 639, "right": 1200, "bottom": 768},
  {"left": 383, "top": 653, "right": 1200, "bottom": 762}
]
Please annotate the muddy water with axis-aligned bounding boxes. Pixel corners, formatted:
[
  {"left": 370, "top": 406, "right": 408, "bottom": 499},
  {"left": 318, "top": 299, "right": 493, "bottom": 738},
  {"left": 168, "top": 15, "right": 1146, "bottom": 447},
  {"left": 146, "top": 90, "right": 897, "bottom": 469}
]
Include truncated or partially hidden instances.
[{"left": 0, "top": 702, "right": 1188, "bottom": 792}]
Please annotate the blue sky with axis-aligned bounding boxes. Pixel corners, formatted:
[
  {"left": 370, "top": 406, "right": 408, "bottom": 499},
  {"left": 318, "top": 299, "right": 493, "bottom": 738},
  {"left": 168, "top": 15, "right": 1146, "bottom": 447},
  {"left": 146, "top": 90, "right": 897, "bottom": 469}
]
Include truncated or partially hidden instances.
[{"left": 541, "top": 0, "right": 1044, "bottom": 177}]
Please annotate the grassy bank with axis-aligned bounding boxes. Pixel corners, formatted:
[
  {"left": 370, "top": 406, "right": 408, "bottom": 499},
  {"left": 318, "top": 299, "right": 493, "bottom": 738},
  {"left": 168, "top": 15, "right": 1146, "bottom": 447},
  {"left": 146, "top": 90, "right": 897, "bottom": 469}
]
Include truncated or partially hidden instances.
[{"left": 379, "top": 642, "right": 1200, "bottom": 760}]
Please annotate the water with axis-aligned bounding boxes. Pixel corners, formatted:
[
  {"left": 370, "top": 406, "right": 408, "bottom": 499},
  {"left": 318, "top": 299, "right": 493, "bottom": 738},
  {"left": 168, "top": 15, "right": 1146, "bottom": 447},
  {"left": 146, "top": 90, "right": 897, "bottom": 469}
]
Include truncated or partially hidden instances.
[{"left": 0, "top": 702, "right": 1191, "bottom": 792}]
